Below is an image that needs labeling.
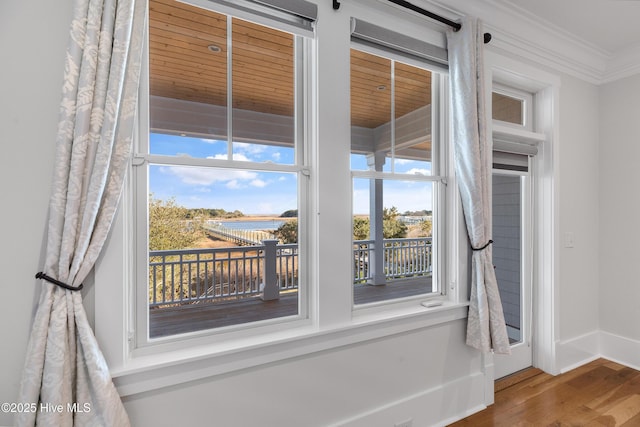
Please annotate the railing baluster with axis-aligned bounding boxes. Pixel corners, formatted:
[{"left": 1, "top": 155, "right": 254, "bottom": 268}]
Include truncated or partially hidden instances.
[
  {"left": 152, "top": 262, "right": 157, "bottom": 304},
  {"left": 149, "top": 237, "right": 431, "bottom": 309}
]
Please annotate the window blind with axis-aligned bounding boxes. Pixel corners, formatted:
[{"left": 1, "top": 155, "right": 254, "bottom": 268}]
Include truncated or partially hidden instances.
[
  {"left": 183, "top": 0, "right": 316, "bottom": 36},
  {"left": 493, "top": 140, "right": 537, "bottom": 172},
  {"left": 350, "top": 18, "right": 448, "bottom": 67}
]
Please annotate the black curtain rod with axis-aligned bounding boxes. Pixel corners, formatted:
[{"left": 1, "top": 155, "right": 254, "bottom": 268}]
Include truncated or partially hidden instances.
[
  {"left": 388, "top": 0, "right": 460, "bottom": 30},
  {"left": 332, "top": 0, "right": 492, "bottom": 43},
  {"left": 387, "top": 0, "right": 492, "bottom": 43}
]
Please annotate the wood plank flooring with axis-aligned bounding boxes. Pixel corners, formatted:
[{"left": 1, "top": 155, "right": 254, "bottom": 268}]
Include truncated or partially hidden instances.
[{"left": 449, "top": 359, "right": 640, "bottom": 426}]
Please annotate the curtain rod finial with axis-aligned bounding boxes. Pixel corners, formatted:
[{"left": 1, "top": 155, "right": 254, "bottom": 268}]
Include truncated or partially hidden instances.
[{"left": 484, "top": 32, "right": 492, "bottom": 44}]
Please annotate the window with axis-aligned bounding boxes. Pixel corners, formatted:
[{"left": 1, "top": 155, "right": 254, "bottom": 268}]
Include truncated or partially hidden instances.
[
  {"left": 136, "top": 0, "right": 310, "bottom": 340},
  {"left": 492, "top": 83, "right": 533, "bottom": 130},
  {"left": 350, "top": 45, "right": 444, "bottom": 306},
  {"left": 109, "top": 0, "right": 462, "bottom": 378}
]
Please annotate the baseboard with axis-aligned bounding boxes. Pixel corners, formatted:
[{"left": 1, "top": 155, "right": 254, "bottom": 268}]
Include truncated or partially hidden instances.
[
  {"left": 599, "top": 330, "right": 640, "bottom": 372},
  {"left": 555, "top": 331, "right": 600, "bottom": 373},
  {"left": 326, "top": 331, "right": 640, "bottom": 427},
  {"left": 331, "top": 372, "right": 486, "bottom": 427},
  {"left": 556, "top": 330, "right": 640, "bottom": 374}
]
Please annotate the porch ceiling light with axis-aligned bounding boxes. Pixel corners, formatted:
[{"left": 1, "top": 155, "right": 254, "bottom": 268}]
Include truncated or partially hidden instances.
[{"left": 207, "top": 44, "right": 222, "bottom": 53}]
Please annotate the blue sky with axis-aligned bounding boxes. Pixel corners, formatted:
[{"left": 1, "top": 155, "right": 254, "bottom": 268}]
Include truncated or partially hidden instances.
[{"left": 150, "top": 133, "right": 433, "bottom": 215}]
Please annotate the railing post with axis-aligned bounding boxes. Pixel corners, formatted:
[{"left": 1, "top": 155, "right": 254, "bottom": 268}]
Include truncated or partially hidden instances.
[{"left": 261, "top": 239, "right": 280, "bottom": 300}]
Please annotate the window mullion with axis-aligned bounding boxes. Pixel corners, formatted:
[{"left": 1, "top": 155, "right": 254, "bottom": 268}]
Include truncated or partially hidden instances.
[
  {"left": 227, "top": 15, "right": 233, "bottom": 159},
  {"left": 143, "top": 154, "right": 303, "bottom": 174},
  {"left": 390, "top": 60, "right": 395, "bottom": 173}
]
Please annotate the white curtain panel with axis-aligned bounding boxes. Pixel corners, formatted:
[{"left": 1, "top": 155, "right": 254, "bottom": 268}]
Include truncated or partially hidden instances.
[
  {"left": 447, "top": 18, "right": 511, "bottom": 354},
  {"left": 17, "top": 0, "right": 146, "bottom": 425}
]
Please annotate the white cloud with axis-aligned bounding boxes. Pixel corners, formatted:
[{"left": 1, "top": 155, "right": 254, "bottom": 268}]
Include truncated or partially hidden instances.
[
  {"left": 234, "top": 142, "right": 267, "bottom": 159},
  {"left": 251, "top": 179, "right": 268, "bottom": 188},
  {"left": 225, "top": 179, "right": 242, "bottom": 189},
  {"left": 163, "top": 165, "right": 258, "bottom": 186},
  {"left": 394, "top": 158, "right": 413, "bottom": 165},
  {"left": 207, "top": 153, "right": 252, "bottom": 162},
  {"left": 406, "top": 168, "right": 430, "bottom": 176}
]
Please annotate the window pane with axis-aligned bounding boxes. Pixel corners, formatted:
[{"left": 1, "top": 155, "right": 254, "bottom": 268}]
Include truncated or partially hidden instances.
[
  {"left": 148, "top": 4, "right": 228, "bottom": 153},
  {"left": 148, "top": 165, "right": 300, "bottom": 337},
  {"left": 492, "top": 92, "right": 524, "bottom": 125},
  {"left": 150, "top": 133, "right": 225, "bottom": 158},
  {"left": 493, "top": 174, "right": 523, "bottom": 344},
  {"left": 232, "top": 18, "right": 295, "bottom": 165},
  {"left": 393, "top": 62, "right": 432, "bottom": 171},
  {"left": 350, "top": 49, "right": 433, "bottom": 174},
  {"left": 350, "top": 49, "right": 391, "bottom": 170},
  {"left": 353, "top": 177, "right": 435, "bottom": 305}
]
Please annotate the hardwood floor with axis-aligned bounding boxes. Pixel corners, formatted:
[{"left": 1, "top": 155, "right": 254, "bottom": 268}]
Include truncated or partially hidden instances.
[{"left": 449, "top": 359, "right": 640, "bottom": 426}]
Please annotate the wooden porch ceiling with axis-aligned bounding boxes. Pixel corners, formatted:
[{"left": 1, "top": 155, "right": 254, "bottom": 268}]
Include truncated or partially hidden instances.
[{"left": 149, "top": 0, "right": 432, "bottom": 131}]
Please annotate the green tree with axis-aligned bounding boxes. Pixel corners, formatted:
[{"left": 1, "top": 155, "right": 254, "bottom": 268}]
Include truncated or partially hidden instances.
[
  {"left": 419, "top": 219, "right": 433, "bottom": 237},
  {"left": 149, "top": 196, "right": 204, "bottom": 250},
  {"left": 352, "top": 207, "right": 408, "bottom": 240},
  {"left": 275, "top": 220, "right": 298, "bottom": 244},
  {"left": 353, "top": 217, "right": 370, "bottom": 240},
  {"left": 382, "top": 206, "right": 407, "bottom": 239},
  {"left": 280, "top": 209, "right": 298, "bottom": 218}
]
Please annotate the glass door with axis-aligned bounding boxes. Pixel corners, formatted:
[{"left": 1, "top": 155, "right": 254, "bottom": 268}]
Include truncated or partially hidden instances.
[{"left": 493, "top": 170, "right": 533, "bottom": 379}]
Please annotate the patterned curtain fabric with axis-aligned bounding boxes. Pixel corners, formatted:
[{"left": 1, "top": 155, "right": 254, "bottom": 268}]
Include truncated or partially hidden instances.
[
  {"left": 446, "top": 18, "right": 511, "bottom": 354},
  {"left": 17, "top": 0, "right": 146, "bottom": 425}
]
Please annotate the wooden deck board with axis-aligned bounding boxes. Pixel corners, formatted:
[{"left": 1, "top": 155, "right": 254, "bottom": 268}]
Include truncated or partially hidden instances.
[{"left": 149, "top": 278, "right": 432, "bottom": 338}]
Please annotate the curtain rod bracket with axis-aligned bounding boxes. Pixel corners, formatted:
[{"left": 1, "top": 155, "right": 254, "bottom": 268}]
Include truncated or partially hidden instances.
[{"left": 333, "top": 0, "right": 340, "bottom": 10}]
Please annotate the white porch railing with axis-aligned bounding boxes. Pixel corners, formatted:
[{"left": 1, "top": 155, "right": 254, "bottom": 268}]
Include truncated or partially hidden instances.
[
  {"left": 149, "top": 237, "right": 432, "bottom": 308},
  {"left": 149, "top": 241, "right": 298, "bottom": 308},
  {"left": 353, "top": 238, "right": 433, "bottom": 284}
]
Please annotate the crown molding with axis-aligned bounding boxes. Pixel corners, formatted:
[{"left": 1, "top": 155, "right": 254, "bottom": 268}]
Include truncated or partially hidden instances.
[
  {"left": 602, "top": 45, "right": 640, "bottom": 84},
  {"left": 411, "top": 0, "right": 640, "bottom": 84}
]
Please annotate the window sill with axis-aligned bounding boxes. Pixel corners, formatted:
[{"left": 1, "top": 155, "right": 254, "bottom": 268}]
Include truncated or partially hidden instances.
[{"left": 112, "top": 301, "right": 469, "bottom": 397}]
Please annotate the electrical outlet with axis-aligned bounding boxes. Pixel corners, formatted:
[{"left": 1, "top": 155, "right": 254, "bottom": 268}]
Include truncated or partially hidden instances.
[{"left": 394, "top": 419, "right": 413, "bottom": 427}]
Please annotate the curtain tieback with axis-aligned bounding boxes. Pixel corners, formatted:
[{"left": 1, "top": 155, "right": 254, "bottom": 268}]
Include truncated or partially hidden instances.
[
  {"left": 471, "top": 239, "right": 493, "bottom": 251},
  {"left": 35, "top": 272, "right": 83, "bottom": 291}
]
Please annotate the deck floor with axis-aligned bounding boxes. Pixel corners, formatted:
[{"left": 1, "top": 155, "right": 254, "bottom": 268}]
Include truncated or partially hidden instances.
[{"left": 149, "top": 277, "right": 432, "bottom": 338}]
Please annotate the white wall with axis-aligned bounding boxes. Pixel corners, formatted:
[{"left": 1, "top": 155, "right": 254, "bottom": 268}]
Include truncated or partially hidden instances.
[
  {"left": 0, "top": 1, "right": 72, "bottom": 425},
  {"left": 599, "top": 74, "right": 640, "bottom": 364},
  {"left": 555, "top": 74, "right": 602, "bottom": 369},
  {"left": 123, "top": 322, "right": 484, "bottom": 427}
]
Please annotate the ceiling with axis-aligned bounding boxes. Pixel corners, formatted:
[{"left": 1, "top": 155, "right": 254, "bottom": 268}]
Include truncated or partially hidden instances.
[
  {"left": 503, "top": 0, "right": 640, "bottom": 55},
  {"left": 149, "top": 0, "right": 640, "bottom": 146},
  {"left": 149, "top": 0, "right": 432, "bottom": 154}
]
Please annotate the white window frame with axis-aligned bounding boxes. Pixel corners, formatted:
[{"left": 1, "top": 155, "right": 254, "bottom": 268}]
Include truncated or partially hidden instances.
[
  {"left": 492, "top": 82, "right": 534, "bottom": 131},
  {"left": 348, "top": 41, "right": 450, "bottom": 312},
  {"left": 133, "top": 1, "right": 316, "bottom": 352},
  {"left": 94, "top": 0, "right": 471, "bottom": 397}
]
